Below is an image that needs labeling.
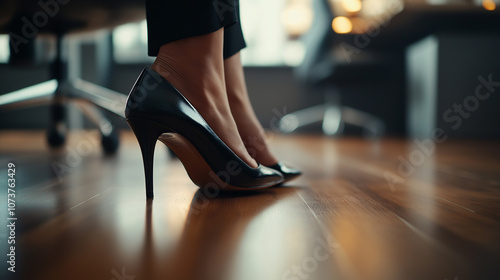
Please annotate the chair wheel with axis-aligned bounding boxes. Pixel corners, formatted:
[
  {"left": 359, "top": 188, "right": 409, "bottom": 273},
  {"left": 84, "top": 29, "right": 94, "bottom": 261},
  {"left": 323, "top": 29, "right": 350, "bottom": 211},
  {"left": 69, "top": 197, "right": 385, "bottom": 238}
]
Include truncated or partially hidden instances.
[
  {"left": 47, "top": 102, "right": 66, "bottom": 148},
  {"left": 101, "top": 129, "right": 119, "bottom": 154},
  {"left": 47, "top": 126, "right": 66, "bottom": 147}
]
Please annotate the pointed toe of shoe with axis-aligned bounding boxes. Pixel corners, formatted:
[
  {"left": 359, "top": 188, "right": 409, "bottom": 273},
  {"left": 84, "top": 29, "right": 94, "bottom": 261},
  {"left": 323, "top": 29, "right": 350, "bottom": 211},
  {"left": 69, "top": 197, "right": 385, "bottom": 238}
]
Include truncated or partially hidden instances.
[
  {"left": 267, "top": 162, "right": 302, "bottom": 183},
  {"left": 258, "top": 165, "right": 285, "bottom": 187}
]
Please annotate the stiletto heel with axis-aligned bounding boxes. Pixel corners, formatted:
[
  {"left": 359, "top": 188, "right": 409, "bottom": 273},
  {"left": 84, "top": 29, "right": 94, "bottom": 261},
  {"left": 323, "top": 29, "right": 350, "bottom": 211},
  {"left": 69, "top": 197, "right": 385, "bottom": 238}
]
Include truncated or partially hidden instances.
[
  {"left": 125, "top": 67, "right": 283, "bottom": 198},
  {"left": 127, "top": 118, "right": 168, "bottom": 199}
]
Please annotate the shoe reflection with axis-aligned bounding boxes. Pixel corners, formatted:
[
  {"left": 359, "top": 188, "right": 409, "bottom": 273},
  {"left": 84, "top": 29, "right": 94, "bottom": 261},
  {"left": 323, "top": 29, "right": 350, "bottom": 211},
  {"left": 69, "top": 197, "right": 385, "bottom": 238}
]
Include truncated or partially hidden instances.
[{"left": 140, "top": 186, "right": 299, "bottom": 280}]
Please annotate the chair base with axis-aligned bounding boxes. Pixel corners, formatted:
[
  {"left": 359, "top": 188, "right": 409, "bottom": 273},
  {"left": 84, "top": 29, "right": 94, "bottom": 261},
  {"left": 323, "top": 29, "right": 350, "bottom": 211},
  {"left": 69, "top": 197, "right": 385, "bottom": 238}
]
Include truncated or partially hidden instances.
[
  {"left": 0, "top": 78, "right": 125, "bottom": 153},
  {"left": 280, "top": 104, "right": 385, "bottom": 138},
  {"left": 279, "top": 103, "right": 385, "bottom": 138}
]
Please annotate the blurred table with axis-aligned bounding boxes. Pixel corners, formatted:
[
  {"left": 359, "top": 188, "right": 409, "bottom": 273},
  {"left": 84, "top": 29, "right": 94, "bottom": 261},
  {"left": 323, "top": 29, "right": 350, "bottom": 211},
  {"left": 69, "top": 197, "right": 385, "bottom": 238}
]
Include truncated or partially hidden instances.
[
  {"left": 331, "top": 0, "right": 500, "bottom": 48},
  {"left": 329, "top": 0, "right": 500, "bottom": 139}
]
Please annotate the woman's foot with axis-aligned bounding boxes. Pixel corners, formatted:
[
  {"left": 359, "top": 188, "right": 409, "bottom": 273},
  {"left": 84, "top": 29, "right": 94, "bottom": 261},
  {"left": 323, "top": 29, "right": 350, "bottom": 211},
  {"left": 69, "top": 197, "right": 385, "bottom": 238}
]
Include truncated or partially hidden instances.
[
  {"left": 151, "top": 29, "right": 258, "bottom": 168},
  {"left": 223, "top": 52, "right": 279, "bottom": 166}
]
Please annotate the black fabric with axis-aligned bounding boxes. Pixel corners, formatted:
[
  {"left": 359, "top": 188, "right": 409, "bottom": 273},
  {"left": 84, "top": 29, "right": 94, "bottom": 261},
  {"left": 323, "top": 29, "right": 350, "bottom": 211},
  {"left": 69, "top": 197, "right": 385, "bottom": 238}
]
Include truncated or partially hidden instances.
[{"left": 145, "top": 0, "right": 246, "bottom": 59}]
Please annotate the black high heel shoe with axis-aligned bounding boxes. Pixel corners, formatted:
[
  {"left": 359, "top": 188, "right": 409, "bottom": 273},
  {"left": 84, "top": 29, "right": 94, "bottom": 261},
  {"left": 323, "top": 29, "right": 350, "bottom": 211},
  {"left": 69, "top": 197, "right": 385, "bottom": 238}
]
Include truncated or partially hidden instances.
[
  {"left": 125, "top": 67, "right": 284, "bottom": 199},
  {"left": 267, "top": 162, "right": 302, "bottom": 183}
]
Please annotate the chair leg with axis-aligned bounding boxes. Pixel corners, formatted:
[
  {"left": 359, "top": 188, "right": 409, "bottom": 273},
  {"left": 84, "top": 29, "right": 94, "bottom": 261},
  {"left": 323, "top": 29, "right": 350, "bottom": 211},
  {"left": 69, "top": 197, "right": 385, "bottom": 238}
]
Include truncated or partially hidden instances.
[
  {"left": 74, "top": 101, "right": 119, "bottom": 154},
  {"left": 69, "top": 79, "right": 127, "bottom": 118},
  {"left": 0, "top": 80, "right": 58, "bottom": 109},
  {"left": 69, "top": 79, "right": 125, "bottom": 154},
  {"left": 0, "top": 79, "right": 68, "bottom": 147},
  {"left": 322, "top": 90, "right": 343, "bottom": 136},
  {"left": 279, "top": 104, "right": 326, "bottom": 133},
  {"left": 278, "top": 87, "right": 344, "bottom": 135},
  {"left": 47, "top": 97, "right": 67, "bottom": 148}
]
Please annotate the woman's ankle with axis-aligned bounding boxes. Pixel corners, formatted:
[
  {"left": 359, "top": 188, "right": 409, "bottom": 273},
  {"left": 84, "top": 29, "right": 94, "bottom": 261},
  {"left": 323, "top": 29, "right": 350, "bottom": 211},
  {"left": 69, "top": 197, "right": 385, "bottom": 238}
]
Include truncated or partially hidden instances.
[
  {"left": 149, "top": 32, "right": 258, "bottom": 168},
  {"left": 151, "top": 29, "right": 226, "bottom": 98}
]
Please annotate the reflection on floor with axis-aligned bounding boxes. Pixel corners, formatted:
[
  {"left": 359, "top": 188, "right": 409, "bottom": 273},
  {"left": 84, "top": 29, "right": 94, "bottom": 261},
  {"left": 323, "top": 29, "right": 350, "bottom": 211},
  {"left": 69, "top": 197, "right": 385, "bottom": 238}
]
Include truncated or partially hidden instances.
[{"left": 0, "top": 131, "right": 499, "bottom": 280}]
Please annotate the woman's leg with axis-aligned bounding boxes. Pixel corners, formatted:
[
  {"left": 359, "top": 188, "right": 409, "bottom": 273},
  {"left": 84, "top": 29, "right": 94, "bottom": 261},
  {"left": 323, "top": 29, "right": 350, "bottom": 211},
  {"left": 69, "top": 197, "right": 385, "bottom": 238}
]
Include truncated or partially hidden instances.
[
  {"left": 219, "top": 2, "right": 278, "bottom": 166},
  {"left": 224, "top": 52, "right": 279, "bottom": 166},
  {"left": 151, "top": 29, "right": 258, "bottom": 168}
]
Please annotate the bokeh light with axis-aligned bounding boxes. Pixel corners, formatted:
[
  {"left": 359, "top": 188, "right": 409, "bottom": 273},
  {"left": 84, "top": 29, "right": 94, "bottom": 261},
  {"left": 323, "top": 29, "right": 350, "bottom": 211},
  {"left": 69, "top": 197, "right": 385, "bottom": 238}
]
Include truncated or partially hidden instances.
[{"left": 332, "top": 16, "right": 353, "bottom": 34}]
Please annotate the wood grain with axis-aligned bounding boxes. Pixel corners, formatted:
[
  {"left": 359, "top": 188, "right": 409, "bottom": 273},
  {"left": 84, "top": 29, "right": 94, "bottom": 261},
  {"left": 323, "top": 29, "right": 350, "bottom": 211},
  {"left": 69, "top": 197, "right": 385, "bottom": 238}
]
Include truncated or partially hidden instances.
[{"left": 0, "top": 131, "right": 499, "bottom": 280}]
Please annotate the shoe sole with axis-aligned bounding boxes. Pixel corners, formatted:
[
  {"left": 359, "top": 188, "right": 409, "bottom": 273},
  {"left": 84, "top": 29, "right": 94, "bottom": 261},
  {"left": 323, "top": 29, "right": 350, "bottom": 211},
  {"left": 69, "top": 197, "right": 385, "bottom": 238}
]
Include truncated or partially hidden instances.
[{"left": 158, "top": 133, "right": 279, "bottom": 192}]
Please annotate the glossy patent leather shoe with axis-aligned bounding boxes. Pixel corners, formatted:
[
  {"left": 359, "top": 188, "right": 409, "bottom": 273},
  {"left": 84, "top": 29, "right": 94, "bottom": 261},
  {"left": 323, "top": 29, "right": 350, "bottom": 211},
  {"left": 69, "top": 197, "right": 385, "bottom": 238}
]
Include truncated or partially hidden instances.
[
  {"left": 125, "top": 67, "right": 284, "bottom": 199},
  {"left": 267, "top": 162, "right": 302, "bottom": 183}
]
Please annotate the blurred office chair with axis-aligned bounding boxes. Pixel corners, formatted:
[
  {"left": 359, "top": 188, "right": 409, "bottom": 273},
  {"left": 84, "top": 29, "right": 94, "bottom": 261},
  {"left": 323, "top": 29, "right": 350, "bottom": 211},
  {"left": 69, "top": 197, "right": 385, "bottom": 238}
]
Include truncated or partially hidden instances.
[
  {"left": 0, "top": 0, "right": 144, "bottom": 153},
  {"left": 279, "top": 0, "right": 386, "bottom": 137}
]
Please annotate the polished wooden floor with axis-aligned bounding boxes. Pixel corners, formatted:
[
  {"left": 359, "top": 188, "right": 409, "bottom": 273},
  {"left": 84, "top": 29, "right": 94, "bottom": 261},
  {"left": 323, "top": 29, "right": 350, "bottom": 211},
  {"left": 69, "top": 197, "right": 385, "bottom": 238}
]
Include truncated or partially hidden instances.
[{"left": 0, "top": 130, "right": 499, "bottom": 280}]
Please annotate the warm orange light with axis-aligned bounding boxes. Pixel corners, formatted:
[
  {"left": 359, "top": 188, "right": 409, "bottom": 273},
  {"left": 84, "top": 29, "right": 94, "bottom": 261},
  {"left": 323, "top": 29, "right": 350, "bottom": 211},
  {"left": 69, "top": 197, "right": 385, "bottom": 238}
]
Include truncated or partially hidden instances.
[
  {"left": 482, "top": 0, "right": 496, "bottom": 10},
  {"left": 332, "top": 17, "right": 353, "bottom": 34},
  {"left": 341, "top": 0, "right": 362, "bottom": 13}
]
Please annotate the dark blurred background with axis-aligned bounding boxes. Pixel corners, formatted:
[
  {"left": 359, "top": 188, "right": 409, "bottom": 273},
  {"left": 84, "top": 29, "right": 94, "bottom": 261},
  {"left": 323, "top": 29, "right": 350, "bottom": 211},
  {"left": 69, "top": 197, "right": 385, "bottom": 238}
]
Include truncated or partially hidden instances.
[{"left": 1, "top": 0, "right": 499, "bottom": 140}]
